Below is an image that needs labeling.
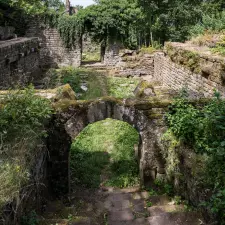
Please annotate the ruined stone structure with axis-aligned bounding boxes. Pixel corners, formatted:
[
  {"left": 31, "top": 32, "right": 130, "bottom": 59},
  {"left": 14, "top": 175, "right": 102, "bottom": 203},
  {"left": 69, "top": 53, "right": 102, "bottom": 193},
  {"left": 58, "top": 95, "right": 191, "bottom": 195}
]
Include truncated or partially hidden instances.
[
  {"left": 48, "top": 96, "right": 169, "bottom": 194},
  {"left": 154, "top": 42, "right": 225, "bottom": 97},
  {"left": 0, "top": 37, "right": 40, "bottom": 89},
  {"left": 46, "top": 88, "right": 211, "bottom": 221},
  {"left": 26, "top": 19, "right": 82, "bottom": 68},
  {"left": 104, "top": 42, "right": 122, "bottom": 66},
  {"left": 0, "top": 26, "right": 15, "bottom": 40}
]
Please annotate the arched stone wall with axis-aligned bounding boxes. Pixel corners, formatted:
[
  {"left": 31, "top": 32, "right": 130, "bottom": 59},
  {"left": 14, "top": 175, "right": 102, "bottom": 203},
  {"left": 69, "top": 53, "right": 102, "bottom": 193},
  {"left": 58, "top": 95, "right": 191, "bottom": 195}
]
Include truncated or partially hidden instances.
[{"left": 47, "top": 97, "right": 169, "bottom": 195}]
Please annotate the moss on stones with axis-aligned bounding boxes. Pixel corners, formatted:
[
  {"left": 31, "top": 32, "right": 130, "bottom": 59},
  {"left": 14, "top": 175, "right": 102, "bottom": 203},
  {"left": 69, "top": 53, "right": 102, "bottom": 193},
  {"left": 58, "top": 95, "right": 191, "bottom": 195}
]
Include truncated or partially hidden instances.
[
  {"left": 165, "top": 43, "right": 201, "bottom": 74},
  {"left": 54, "top": 84, "right": 76, "bottom": 101},
  {"left": 134, "top": 80, "right": 155, "bottom": 98}
]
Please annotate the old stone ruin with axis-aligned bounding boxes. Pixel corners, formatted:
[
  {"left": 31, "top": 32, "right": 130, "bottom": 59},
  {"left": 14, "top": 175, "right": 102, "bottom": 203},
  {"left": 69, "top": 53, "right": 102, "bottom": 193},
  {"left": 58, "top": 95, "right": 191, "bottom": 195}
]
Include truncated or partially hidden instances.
[{"left": 1, "top": 5, "right": 225, "bottom": 225}]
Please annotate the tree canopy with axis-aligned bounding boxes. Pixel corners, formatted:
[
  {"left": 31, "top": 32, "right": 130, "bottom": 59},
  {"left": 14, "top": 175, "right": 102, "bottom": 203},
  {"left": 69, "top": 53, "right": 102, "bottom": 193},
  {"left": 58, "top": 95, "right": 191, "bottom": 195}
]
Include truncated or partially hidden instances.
[{"left": 1, "top": 0, "right": 225, "bottom": 48}]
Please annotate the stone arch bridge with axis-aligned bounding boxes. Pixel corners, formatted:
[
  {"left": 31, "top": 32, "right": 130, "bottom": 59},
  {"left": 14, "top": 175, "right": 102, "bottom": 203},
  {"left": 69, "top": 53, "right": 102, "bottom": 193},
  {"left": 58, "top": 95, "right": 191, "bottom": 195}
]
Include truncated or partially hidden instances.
[{"left": 47, "top": 95, "right": 171, "bottom": 195}]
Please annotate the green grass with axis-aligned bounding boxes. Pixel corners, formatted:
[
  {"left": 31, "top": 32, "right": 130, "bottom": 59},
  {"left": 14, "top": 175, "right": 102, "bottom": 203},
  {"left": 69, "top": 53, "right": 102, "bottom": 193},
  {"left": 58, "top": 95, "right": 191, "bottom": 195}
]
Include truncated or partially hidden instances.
[
  {"left": 44, "top": 67, "right": 140, "bottom": 100},
  {"left": 82, "top": 51, "right": 101, "bottom": 62},
  {"left": 107, "top": 77, "right": 139, "bottom": 99},
  {"left": 70, "top": 118, "right": 139, "bottom": 188}
]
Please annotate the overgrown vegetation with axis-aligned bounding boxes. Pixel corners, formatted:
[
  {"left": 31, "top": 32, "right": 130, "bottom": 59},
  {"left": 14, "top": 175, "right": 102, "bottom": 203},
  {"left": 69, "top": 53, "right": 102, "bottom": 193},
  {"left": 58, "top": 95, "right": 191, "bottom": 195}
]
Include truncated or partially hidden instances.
[
  {"left": 166, "top": 92, "right": 225, "bottom": 223},
  {"left": 70, "top": 118, "right": 139, "bottom": 188},
  {"left": 3, "top": 0, "right": 225, "bottom": 49},
  {"left": 0, "top": 86, "right": 52, "bottom": 211},
  {"left": 190, "top": 10, "right": 225, "bottom": 56},
  {"left": 44, "top": 67, "right": 139, "bottom": 100}
]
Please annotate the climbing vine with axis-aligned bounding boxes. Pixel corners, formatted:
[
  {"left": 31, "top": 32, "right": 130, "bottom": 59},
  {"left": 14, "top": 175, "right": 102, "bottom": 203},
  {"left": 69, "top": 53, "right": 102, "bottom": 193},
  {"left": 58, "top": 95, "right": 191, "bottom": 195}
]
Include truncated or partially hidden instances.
[{"left": 57, "top": 15, "right": 83, "bottom": 48}]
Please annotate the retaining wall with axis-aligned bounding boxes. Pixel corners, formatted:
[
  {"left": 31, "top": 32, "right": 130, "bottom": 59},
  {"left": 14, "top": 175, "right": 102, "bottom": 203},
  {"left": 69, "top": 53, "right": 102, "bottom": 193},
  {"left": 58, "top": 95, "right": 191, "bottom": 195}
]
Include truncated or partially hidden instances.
[{"left": 154, "top": 43, "right": 225, "bottom": 97}]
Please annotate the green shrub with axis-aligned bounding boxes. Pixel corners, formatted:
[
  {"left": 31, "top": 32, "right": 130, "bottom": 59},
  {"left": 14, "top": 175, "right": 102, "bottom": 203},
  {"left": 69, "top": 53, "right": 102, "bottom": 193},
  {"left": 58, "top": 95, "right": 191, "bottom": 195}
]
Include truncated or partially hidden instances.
[
  {"left": 0, "top": 86, "right": 52, "bottom": 209},
  {"left": 21, "top": 210, "right": 38, "bottom": 225},
  {"left": 166, "top": 93, "right": 225, "bottom": 223}
]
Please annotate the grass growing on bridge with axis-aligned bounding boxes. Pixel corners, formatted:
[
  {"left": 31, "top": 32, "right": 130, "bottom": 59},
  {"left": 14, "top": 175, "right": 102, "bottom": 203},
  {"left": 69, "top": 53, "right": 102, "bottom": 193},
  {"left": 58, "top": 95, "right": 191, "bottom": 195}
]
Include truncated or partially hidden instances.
[{"left": 70, "top": 118, "right": 139, "bottom": 189}]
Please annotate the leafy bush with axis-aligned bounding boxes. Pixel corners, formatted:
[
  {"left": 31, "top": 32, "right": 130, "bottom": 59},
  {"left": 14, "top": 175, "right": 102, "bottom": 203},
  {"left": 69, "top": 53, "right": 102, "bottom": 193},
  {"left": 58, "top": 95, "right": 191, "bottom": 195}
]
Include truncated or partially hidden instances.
[
  {"left": 166, "top": 93, "right": 225, "bottom": 222},
  {"left": 0, "top": 86, "right": 52, "bottom": 209}
]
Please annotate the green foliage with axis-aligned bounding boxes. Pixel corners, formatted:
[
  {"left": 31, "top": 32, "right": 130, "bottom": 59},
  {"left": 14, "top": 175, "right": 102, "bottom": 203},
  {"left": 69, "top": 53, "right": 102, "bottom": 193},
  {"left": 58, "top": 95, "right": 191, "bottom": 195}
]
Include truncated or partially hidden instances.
[
  {"left": 0, "top": 85, "right": 52, "bottom": 138},
  {"left": 211, "top": 36, "right": 225, "bottom": 56},
  {"left": 154, "top": 179, "right": 174, "bottom": 196},
  {"left": 0, "top": 0, "right": 27, "bottom": 35},
  {"left": 146, "top": 201, "right": 152, "bottom": 207},
  {"left": 166, "top": 98, "right": 200, "bottom": 145},
  {"left": 21, "top": 210, "right": 38, "bottom": 225},
  {"left": 0, "top": 86, "right": 52, "bottom": 209},
  {"left": 45, "top": 67, "right": 83, "bottom": 93},
  {"left": 79, "top": 0, "right": 143, "bottom": 48},
  {"left": 190, "top": 11, "right": 225, "bottom": 37},
  {"left": 10, "top": 0, "right": 64, "bottom": 14},
  {"left": 57, "top": 15, "right": 83, "bottom": 48},
  {"left": 82, "top": 52, "right": 101, "bottom": 62},
  {"left": 70, "top": 118, "right": 139, "bottom": 188},
  {"left": 166, "top": 94, "right": 225, "bottom": 222}
]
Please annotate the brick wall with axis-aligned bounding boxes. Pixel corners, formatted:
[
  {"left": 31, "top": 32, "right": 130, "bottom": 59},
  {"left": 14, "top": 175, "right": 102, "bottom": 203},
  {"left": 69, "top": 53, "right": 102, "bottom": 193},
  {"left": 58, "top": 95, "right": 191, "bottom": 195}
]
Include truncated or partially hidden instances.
[
  {"left": 26, "top": 19, "right": 81, "bottom": 68},
  {"left": 0, "top": 37, "right": 40, "bottom": 89},
  {"left": 154, "top": 47, "right": 225, "bottom": 97}
]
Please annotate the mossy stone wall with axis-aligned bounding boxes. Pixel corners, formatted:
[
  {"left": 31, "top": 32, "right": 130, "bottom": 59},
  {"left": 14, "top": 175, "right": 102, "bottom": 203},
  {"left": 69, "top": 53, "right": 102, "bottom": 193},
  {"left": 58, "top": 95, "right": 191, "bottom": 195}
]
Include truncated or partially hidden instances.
[{"left": 154, "top": 43, "right": 225, "bottom": 97}]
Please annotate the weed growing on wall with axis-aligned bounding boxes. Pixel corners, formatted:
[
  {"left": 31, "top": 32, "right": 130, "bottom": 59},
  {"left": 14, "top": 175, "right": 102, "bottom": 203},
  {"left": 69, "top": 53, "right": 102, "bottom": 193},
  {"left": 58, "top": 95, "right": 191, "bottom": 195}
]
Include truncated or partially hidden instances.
[
  {"left": 166, "top": 93, "right": 225, "bottom": 223},
  {"left": 70, "top": 119, "right": 139, "bottom": 189}
]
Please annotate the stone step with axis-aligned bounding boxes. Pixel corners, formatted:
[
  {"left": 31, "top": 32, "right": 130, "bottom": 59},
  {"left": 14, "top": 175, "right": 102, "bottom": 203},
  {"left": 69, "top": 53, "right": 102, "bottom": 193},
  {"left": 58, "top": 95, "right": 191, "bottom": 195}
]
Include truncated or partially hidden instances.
[
  {"left": 147, "top": 204, "right": 185, "bottom": 217},
  {"left": 148, "top": 195, "right": 171, "bottom": 206},
  {"left": 146, "top": 211, "right": 205, "bottom": 225}
]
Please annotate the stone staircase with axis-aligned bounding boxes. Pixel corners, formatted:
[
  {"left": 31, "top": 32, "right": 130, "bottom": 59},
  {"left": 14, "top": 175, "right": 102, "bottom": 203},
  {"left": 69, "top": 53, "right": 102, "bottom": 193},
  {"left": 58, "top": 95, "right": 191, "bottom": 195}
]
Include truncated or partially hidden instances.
[
  {"left": 81, "top": 62, "right": 108, "bottom": 73},
  {"left": 38, "top": 187, "right": 206, "bottom": 225}
]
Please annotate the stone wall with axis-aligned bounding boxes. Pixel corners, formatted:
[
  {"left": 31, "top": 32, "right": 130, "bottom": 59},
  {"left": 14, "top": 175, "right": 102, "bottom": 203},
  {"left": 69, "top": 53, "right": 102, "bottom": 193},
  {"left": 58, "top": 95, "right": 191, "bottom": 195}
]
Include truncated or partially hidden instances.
[
  {"left": 155, "top": 129, "right": 213, "bottom": 221},
  {"left": 26, "top": 18, "right": 81, "bottom": 68},
  {"left": 154, "top": 43, "right": 225, "bottom": 97},
  {"left": 51, "top": 96, "right": 171, "bottom": 194},
  {"left": 0, "top": 27, "right": 15, "bottom": 40},
  {"left": 104, "top": 42, "right": 122, "bottom": 66},
  {"left": 0, "top": 37, "right": 40, "bottom": 89},
  {"left": 113, "top": 51, "right": 155, "bottom": 79}
]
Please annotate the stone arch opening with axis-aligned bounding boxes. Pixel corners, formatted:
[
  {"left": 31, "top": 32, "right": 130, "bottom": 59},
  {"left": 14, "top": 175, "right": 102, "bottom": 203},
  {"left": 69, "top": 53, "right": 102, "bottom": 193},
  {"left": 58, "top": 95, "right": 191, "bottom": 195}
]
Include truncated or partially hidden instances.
[
  {"left": 69, "top": 118, "right": 141, "bottom": 189},
  {"left": 47, "top": 98, "right": 166, "bottom": 196}
]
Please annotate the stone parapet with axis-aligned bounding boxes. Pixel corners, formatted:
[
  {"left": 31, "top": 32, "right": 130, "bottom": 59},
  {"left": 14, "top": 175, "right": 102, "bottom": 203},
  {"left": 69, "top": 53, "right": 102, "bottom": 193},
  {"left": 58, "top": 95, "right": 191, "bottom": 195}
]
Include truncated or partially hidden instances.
[{"left": 0, "top": 37, "right": 40, "bottom": 89}]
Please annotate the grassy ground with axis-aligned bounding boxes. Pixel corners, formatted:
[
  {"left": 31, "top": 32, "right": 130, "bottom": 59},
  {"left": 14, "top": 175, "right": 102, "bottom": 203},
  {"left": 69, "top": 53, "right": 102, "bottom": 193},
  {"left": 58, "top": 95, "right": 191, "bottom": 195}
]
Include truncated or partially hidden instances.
[
  {"left": 70, "top": 118, "right": 140, "bottom": 189},
  {"left": 44, "top": 67, "right": 140, "bottom": 100},
  {"left": 82, "top": 51, "right": 101, "bottom": 62}
]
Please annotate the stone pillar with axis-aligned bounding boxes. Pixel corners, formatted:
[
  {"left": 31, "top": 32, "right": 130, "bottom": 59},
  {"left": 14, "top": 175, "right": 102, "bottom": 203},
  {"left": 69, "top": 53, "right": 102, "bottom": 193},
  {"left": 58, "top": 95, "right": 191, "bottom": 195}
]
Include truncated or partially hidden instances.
[{"left": 65, "top": 0, "right": 71, "bottom": 15}]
